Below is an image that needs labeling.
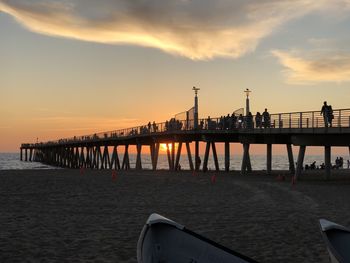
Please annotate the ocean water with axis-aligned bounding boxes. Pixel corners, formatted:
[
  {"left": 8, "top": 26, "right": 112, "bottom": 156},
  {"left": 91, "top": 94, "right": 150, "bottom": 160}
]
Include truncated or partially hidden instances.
[{"left": 1, "top": 152, "right": 347, "bottom": 171}]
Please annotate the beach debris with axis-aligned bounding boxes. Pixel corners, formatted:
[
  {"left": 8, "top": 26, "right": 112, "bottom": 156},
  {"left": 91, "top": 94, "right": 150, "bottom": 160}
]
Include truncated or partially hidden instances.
[
  {"left": 80, "top": 167, "right": 85, "bottom": 175},
  {"left": 112, "top": 170, "right": 117, "bottom": 181}
]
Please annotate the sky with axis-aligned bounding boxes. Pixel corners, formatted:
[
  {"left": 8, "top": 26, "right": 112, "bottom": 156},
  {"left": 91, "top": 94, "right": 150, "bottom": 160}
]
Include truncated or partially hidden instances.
[{"left": 1, "top": 0, "right": 350, "bottom": 154}]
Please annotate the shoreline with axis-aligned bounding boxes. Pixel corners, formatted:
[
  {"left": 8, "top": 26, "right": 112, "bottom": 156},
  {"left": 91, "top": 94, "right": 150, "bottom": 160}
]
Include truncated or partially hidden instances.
[{"left": 1, "top": 169, "right": 350, "bottom": 262}]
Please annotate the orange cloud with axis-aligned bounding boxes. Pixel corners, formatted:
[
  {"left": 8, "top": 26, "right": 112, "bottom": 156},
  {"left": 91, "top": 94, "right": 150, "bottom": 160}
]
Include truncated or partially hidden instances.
[
  {"left": 1, "top": 0, "right": 345, "bottom": 60},
  {"left": 272, "top": 49, "right": 350, "bottom": 84}
]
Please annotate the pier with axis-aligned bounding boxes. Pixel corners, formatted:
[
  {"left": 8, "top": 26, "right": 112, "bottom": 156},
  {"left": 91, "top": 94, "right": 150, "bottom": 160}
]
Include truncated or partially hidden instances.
[{"left": 21, "top": 107, "right": 350, "bottom": 180}]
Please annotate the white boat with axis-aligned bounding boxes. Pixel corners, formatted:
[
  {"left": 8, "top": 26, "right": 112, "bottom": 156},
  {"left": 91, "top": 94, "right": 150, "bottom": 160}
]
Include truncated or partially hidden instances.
[
  {"left": 137, "top": 213, "right": 257, "bottom": 263},
  {"left": 319, "top": 219, "right": 350, "bottom": 263}
]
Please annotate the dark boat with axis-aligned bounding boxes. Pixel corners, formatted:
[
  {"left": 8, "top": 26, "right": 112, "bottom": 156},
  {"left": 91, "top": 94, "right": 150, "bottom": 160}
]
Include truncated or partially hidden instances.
[
  {"left": 137, "top": 213, "right": 258, "bottom": 263},
  {"left": 319, "top": 219, "right": 350, "bottom": 263}
]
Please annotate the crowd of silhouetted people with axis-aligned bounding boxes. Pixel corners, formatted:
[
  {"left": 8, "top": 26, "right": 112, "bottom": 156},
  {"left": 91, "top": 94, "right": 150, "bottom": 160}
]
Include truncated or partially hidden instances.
[
  {"left": 202, "top": 108, "right": 271, "bottom": 130},
  {"left": 303, "top": 157, "right": 349, "bottom": 170},
  {"left": 165, "top": 118, "right": 183, "bottom": 131}
]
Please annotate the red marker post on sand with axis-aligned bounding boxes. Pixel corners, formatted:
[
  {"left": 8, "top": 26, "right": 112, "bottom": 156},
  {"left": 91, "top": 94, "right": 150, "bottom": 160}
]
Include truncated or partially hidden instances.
[
  {"left": 291, "top": 175, "right": 296, "bottom": 186},
  {"left": 211, "top": 174, "right": 216, "bottom": 184},
  {"left": 112, "top": 170, "right": 117, "bottom": 181}
]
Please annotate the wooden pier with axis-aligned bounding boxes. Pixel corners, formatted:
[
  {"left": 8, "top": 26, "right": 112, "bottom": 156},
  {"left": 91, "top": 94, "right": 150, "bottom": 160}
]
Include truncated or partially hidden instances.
[{"left": 21, "top": 108, "right": 350, "bottom": 180}]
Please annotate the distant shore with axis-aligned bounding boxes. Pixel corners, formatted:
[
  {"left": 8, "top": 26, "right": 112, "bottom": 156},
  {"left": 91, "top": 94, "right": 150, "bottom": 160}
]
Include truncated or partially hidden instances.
[{"left": 1, "top": 169, "right": 350, "bottom": 262}]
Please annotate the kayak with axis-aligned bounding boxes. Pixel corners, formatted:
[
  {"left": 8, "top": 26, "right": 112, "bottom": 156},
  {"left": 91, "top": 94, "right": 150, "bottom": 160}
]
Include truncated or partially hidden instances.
[
  {"left": 319, "top": 219, "right": 350, "bottom": 263},
  {"left": 137, "top": 213, "right": 257, "bottom": 263}
]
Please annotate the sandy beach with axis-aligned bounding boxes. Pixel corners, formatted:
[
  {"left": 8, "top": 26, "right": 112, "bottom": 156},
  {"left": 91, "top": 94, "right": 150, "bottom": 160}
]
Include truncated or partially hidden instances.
[{"left": 1, "top": 169, "right": 350, "bottom": 262}]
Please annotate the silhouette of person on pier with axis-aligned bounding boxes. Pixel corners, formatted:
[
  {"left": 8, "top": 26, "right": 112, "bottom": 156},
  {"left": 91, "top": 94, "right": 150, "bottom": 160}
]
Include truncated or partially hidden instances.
[
  {"left": 328, "top": 105, "right": 334, "bottom": 127},
  {"left": 321, "top": 101, "right": 329, "bottom": 127},
  {"left": 255, "top": 112, "right": 262, "bottom": 128},
  {"left": 246, "top": 112, "right": 253, "bottom": 129},
  {"left": 262, "top": 109, "right": 270, "bottom": 128}
]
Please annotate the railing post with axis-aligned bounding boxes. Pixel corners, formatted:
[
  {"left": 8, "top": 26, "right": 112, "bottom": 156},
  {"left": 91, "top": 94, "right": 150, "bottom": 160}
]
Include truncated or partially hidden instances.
[
  {"left": 312, "top": 112, "right": 314, "bottom": 128},
  {"left": 289, "top": 113, "right": 291, "bottom": 128},
  {"left": 299, "top": 112, "right": 302, "bottom": 128},
  {"left": 338, "top": 110, "right": 341, "bottom": 128},
  {"left": 306, "top": 118, "right": 309, "bottom": 128},
  {"left": 278, "top": 114, "right": 282, "bottom": 128}
]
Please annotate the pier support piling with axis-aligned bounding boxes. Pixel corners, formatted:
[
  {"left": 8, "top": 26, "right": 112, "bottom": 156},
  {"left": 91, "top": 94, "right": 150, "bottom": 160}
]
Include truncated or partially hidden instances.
[
  {"left": 267, "top": 144, "right": 272, "bottom": 175},
  {"left": 225, "top": 142, "right": 230, "bottom": 172},
  {"left": 295, "top": 145, "right": 306, "bottom": 180},
  {"left": 286, "top": 144, "right": 295, "bottom": 174},
  {"left": 241, "top": 143, "right": 251, "bottom": 174},
  {"left": 186, "top": 142, "right": 194, "bottom": 171},
  {"left": 136, "top": 144, "right": 142, "bottom": 170},
  {"left": 325, "top": 146, "right": 331, "bottom": 180},
  {"left": 151, "top": 143, "right": 159, "bottom": 171},
  {"left": 203, "top": 142, "right": 211, "bottom": 172},
  {"left": 175, "top": 142, "right": 183, "bottom": 171},
  {"left": 195, "top": 141, "right": 200, "bottom": 171},
  {"left": 122, "top": 145, "right": 130, "bottom": 170},
  {"left": 212, "top": 142, "right": 219, "bottom": 171}
]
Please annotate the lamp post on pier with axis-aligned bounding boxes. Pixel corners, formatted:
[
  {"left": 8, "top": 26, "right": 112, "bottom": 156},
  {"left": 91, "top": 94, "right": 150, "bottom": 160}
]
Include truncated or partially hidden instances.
[
  {"left": 244, "top": 88, "right": 251, "bottom": 116},
  {"left": 193, "top": 86, "right": 200, "bottom": 129}
]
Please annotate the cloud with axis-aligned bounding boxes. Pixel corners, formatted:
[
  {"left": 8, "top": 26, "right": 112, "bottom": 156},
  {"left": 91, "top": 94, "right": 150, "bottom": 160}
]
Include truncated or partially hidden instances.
[
  {"left": 1, "top": 0, "right": 347, "bottom": 59},
  {"left": 272, "top": 49, "right": 350, "bottom": 84}
]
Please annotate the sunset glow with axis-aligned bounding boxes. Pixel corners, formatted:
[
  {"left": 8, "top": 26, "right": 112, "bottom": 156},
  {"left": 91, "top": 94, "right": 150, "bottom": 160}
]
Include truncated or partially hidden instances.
[{"left": 1, "top": 0, "right": 350, "bottom": 154}]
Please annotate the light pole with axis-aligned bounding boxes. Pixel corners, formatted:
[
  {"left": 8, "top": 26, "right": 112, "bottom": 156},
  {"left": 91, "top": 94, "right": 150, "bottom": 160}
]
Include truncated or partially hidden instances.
[
  {"left": 244, "top": 88, "right": 251, "bottom": 116},
  {"left": 193, "top": 86, "right": 200, "bottom": 129}
]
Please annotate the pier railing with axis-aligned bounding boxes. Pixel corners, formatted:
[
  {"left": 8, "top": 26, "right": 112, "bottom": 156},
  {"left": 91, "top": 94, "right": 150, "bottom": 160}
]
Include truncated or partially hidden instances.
[{"left": 22, "top": 108, "right": 350, "bottom": 147}]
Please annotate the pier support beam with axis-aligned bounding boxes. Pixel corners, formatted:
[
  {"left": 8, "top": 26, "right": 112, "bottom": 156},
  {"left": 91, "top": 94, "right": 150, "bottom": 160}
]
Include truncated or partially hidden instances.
[
  {"left": 286, "top": 144, "right": 295, "bottom": 174},
  {"left": 267, "top": 144, "right": 272, "bottom": 175},
  {"left": 212, "top": 142, "right": 219, "bottom": 171},
  {"left": 203, "top": 142, "right": 211, "bottom": 172},
  {"left": 186, "top": 142, "right": 194, "bottom": 171},
  {"left": 171, "top": 142, "right": 175, "bottom": 170},
  {"left": 110, "top": 146, "right": 120, "bottom": 170},
  {"left": 151, "top": 143, "right": 159, "bottom": 171},
  {"left": 166, "top": 144, "right": 174, "bottom": 170},
  {"left": 241, "top": 144, "right": 251, "bottom": 175},
  {"left": 175, "top": 142, "right": 183, "bottom": 171},
  {"left": 25, "top": 149, "right": 28, "bottom": 162},
  {"left": 195, "top": 141, "right": 200, "bottom": 171},
  {"left": 225, "top": 142, "right": 230, "bottom": 172},
  {"left": 325, "top": 146, "right": 331, "bottom": 180},
  {"left": 295, "top": 145, "right": 306, "bottom": 180},
  {"left": 247, "top": 145, "right": 252, "bottom": 172},
  {"left": 20, "top": 148, "right": 23, "bottom": 161},
  {"left": 122, "top": 145, "right": 130, "bottom": 170},
  {"left": 136, "top": 144, "right": 142, "bottom": 170}
]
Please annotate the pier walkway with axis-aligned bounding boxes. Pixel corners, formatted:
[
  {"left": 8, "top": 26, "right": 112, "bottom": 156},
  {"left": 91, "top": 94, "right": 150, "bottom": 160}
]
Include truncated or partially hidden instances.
[{"left": 21, "top": 108, "right": 350, "bottom": 180}]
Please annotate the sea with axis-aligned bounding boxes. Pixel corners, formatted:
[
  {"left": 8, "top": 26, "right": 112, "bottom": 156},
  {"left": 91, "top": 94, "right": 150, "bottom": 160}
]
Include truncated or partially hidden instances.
[{"left": 0, "top": 152, "right": 346, "bottom": 171}]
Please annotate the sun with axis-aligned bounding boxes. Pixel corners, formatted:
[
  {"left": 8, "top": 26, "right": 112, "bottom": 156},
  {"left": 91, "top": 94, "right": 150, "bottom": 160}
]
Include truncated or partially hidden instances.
[
  {"left": 160, "top": 143, "right": 171, "bottom": 152},
  {"left": 160, "top": 143, "right": 174, "bottom": 152}
]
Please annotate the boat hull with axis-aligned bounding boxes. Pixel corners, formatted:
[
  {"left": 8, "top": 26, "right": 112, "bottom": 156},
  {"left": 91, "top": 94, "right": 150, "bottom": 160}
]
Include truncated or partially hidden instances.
[
  {"left": 319, "top": 219, "right": 350, "bottom": 263},
  {"left": 137, "top": 213, "right": 257, "bottom": 263}
]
